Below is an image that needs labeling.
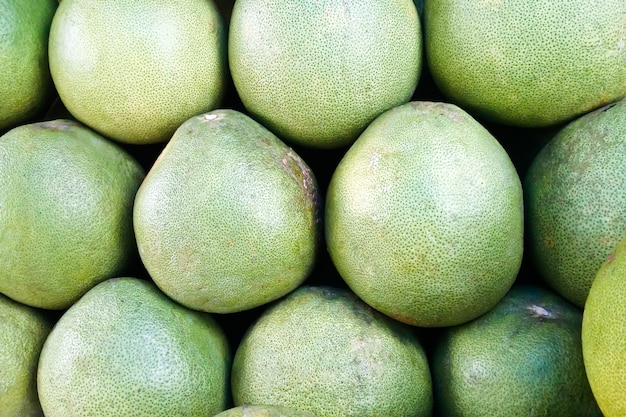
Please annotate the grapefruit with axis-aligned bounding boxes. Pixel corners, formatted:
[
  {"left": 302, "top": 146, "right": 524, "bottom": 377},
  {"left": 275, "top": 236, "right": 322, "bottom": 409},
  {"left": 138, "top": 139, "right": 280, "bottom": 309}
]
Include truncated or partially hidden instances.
[
  {"left": 0, "top": 119, "right": 145, "bottom": 310},
  {"left": 134, "top": 109, "right": 320, "bottom": 314},
  {"left": 228, "top": 0, "right": 422, "bottom": 148},
  {"left": 48, "top": 0, "right": 227, "bottom": 144},
  {"left": 582, "top": 234, "right": 626, "bottom": 416},
  {"left": 525, "top": 98, "right": 626, "bottom": 307},
  {"left": 0, "top": 0, "right": 57, "bottom": 131},
  {"left": 0, "top": 294, "right": 53, "bottom": 417},
  {"left": 424, "top": 0, "right": 626, "bottom": 127},
  {"left": 37, "top": 277, "right": 231, "bottom": 416},
  {"left": 325, "top": 101, "right": 523, "bottom": 327},
  {"left": 231, "top": 286, "right": 433, "bottom": 417},
  {"left": 433, "top": 284, "right": 601, "bottom": 416}
]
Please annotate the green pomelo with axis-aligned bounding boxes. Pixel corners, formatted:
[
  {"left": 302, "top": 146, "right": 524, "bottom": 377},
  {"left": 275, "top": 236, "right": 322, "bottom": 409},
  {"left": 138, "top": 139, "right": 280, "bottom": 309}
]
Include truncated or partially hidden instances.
[
  {"left": 214, "top": 404, "right": 317, "bottom": 417},
  {"left": 231, "top": 286, "right": 433, "bottom": 417},
  {"left": 0, "top": 294, "right": 53, "bottom": 417},
  {"left": 325, "top": 101, "right": 523, "bottom": 327},
  {"left": 525, "top": 98, "right": 626, "bottom": 307},
  {"left": 134, "top": 109, "right": 320, "bottom": 314},
  {"left": 228, "top": 0, "right": 422, "bottom": 149},
  {"left": 424, "top": 0, "right": 626, "bottom": 127},
  {"left": 0, "top": 0, "right": 57, "bottom": 131},
  {"left": 48, "top": 0, "right": 227, "bottom": 144},
  {"left": 0, "top": 120, "right": 145, "bottom": 310},
  {"left": 37, "top": 277, "right": 231, "bottom": 417},
  {"left": 582, "top": 234, "right": 626, "bottom": 416},
  {"left": 433, "top": 284, "right": 601, "bottom": 417}
]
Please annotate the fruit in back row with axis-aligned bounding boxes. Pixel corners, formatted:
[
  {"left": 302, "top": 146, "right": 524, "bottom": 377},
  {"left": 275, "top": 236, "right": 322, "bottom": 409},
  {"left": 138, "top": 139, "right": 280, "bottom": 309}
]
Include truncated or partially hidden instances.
[
  {"left": 0, "top": 120, "right": 144, "bottom": 310},
  {"left": 37, "top": 277, "right": 231, "bottom": 417},
  {"left": 326, "top": 101, "right": 523, "bottom": 327},
  {"left": 424, "top": 0, "right": 626, "bottom": 127},
  {"left": 525, "top": 98, "right": 626, "bottom": 307},
  {"left": 48, "top": 0, "right": 227, "bottom": 144},
  {"left": 231, "top": 286, "right": 433, "bottom": 417},
  {"left": 0, "top": 0, "right": 57, "bottom": 131},
  {"left": 229, "top": 0, "right": 422, "bottom": 149},
  {"left": 134, "top": 109, "right": 320, "bottom": 314}
]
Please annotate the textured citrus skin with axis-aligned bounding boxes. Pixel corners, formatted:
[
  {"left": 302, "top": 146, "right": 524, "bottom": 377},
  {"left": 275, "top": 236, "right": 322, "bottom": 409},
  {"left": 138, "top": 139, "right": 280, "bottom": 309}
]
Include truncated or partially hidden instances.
[
  {"left": 325, "top": 101, "right": 523, "bottom": 327},
  {"left": 433, "top": 284, "right": 601, "bottom": 417},
  {"left": 37, "top": 277, "right": 231, "bottom": 417},
  {"left": 583, "top": 236, "right": 626, "bottom": 416},
  {"left": 0, "top": 120, "right": 145, "bottom": 310},
  {"left": 424, "top": 0, "right": 626, "bottom": 127},
  {"left": 525, "top": 99, "right": 626, "bottom": 307},
  {"left": 231, "top": 286, "right": 433, "bottom": 417},
  {"left": 229, "top": 0, "right": 422, "bottom": 149},
  {"left": 0, "top": 0, "right": 57, "bottom": 131},
  {"left": 49, "top": 0, "right": 227, "bottom": 144},
  {"left": 214, "top": 404, "right": 317, "bottom": 417},
  {"left": 134, "top": 109, "right": 320, "bottom": 314},
  {"left": 0, "top": 294, "right": 52, "bottom": 417}
]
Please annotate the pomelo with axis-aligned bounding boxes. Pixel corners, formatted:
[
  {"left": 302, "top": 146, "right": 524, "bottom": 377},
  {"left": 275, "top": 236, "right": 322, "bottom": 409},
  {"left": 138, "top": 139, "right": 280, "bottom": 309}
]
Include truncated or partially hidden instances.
[
  {"left": 582, "top": 234, "right": 626, "bottom": 416},
  {"left": 325, "top": 101, "right": 523, "bottom": 327},
  {"left": 0, "top": 119, "right": 145, "bottom": 310},
  {"left": 0, "top": 0, "right": 57, "bottom": 131},
  {"left": 231, "top": 285, "right": 433, "bottom": 417},
  {"left": 0, "top": 294, "right": 53, "bottom": 417},
  {"left": 424, "top": 0, "right": 626, "bottom": 127},
  {"left": 214, "top": 404, "right": 317, "bottom": 417},
  {"left": 134, "top": 109, "right": 320, "bottom": 314},
  {"left": 525, "top": 98, "right": 626, "bottom": 307},
  {"left": 432, "top": 284, "right": 601, "bottom": 416},
  {"left": 228, "top": 0, "right": 422, "bottom": 149},
  {"left": 37, "top": 277, "right": 231, "bottom": 416},
  {"left": 48, "top": 0, "right": 227, "bottom": 144}
]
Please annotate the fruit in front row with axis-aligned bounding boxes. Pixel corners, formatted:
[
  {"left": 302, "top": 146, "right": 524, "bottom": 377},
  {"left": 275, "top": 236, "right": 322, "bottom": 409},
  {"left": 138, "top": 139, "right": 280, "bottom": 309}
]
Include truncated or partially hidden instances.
[
  {"left": 0, "top": 293, "right": 52, "bottom": 417},
  {"left": 37, "top": 277, "right": 231, "bottom": 417},
  {"left": 433, "top": 284, "right": 601, "bottom": 417},
  {"left": 231, "top": 285, "right": 433, "bottom": 417}
]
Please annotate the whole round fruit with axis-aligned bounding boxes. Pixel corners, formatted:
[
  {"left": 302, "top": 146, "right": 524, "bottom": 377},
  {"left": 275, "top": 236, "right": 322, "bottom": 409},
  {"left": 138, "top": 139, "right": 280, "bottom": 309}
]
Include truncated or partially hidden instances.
[
  {"left": 228, "top": 0, "right": 422, "bottom": 149},
  {"left": 37, "top": 277, "right": 231, "bottom": 417},
  {"left": 0, "top": 0, "right": 57, "bottom": 131},
  {"left": 134, "top": 109, "right": 320, "bottom": 314},
  {"left": 0, "top": 293, "right": 53, "bottom": 417},
  {"left": 325, "top": 101, "right": 523, "bottom": 327},
  {"left": 48, "top": 0, "right": 227, "bottom": 144},
  {"left": 582, "top": 234, "right": 626, "bottom": 416},
  {"left": 525, "top": 98, "right": 626, "bottom": 307},
  {"left": 433, "top": 284, "right": 601, "bottom": 417},
  {"left": 231, "top": 286, "right": 433, "bottom": 417},
  {"left": 0, "top": 119, "right": 145, "bottom": 310},
  {"left": 424, "top": 0, "right": 626, "bottom": 127}
]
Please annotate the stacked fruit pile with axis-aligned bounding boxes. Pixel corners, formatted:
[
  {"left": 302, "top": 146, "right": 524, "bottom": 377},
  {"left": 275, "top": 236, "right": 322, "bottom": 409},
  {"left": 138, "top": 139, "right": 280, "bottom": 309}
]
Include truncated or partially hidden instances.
[{"left": 1, "top": 0, "right": 625, "bottom": 416}]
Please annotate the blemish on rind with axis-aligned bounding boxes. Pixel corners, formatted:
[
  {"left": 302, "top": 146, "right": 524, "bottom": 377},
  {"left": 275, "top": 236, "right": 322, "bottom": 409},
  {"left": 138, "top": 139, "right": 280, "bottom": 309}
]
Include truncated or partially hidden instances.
[
  {"left": 202, "top": 113, "right": 219, "bottom": 121},
  {"left": 527, "top": 304, "right": 552, "bottom": 319}
]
